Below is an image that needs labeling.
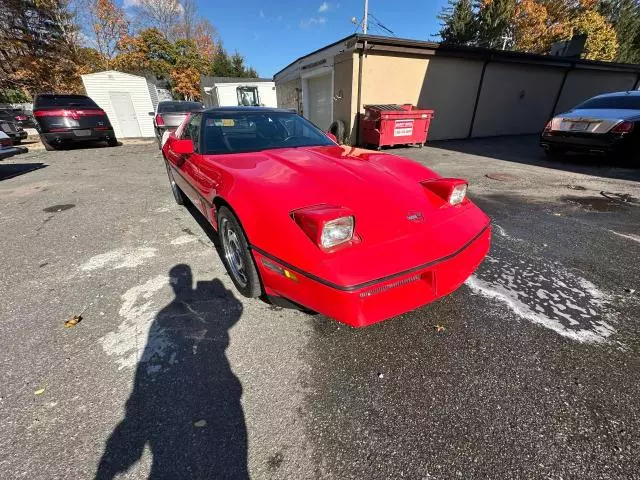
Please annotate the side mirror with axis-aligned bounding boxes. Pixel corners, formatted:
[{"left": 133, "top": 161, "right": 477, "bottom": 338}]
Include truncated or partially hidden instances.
[
  {"left": 172, "top": 138, "right": 194, "bottom": 155},
  {"left": 326, "top": 132, "right": 338, "bottom": 144},
  {"left": 148, "top": 112, "right": 155, "bottom": 116}
]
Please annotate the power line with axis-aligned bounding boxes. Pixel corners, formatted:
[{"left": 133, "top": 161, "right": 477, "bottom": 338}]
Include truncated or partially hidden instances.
[{"left": 368, "top": 13, "right": 396, "bottom": 37}]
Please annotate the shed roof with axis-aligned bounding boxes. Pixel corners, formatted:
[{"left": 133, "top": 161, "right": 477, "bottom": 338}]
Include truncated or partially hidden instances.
[{"left": 201, "top": 76, "right": 274, "bottom": 86}]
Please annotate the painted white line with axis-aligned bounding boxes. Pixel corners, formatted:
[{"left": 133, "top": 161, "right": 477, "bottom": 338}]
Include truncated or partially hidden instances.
[
  {"left": 609, "top": 230, "right": 640, "bottom": 245},
  {"left": 170, "top": 234, "right": 197, "bottom": 245},
  {"left": 80, "top": 247, "right": 157, "bottom": 271},
  {"left": 100, "top": 275, "right": 170, "bottom": 370},
  {"left": 468, "top": 224, "right": 617, "bottom": 344}
]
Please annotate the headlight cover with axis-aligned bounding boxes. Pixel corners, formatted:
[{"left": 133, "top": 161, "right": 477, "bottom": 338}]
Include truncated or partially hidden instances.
[
  {"left": 449, "top": 183, "right": 467, "bottom": 205},
  {"left": 321, "top": 216, "right": 354, "bottom": 249}
]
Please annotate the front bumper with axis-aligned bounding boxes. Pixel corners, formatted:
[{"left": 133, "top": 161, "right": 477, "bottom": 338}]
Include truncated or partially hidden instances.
[
  {"left": 42, "top": 128, "right": 116, "bottom": 144},
  {"left": 254, "top": 224, "right": 491, "bottom": 327}
]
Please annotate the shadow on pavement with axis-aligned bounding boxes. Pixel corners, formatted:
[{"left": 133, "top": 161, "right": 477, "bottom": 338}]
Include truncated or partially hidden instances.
[
  {"left": 0, "top": 162, "right": 46, "bottom": 181},
  {"left": 95, "top": 265, "right": 248, "bottom": 480},
  {"left": 429, "top": 134, "right": 640, "bottom": 182}
]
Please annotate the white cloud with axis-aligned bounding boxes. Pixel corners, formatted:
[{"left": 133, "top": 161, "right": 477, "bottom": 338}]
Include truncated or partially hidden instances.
[
  {"left": 300, "top": 16, "right": 327, "bottom": 28},
  {"left": 318, "top": 1, "right": 329, "bottom": 13}
]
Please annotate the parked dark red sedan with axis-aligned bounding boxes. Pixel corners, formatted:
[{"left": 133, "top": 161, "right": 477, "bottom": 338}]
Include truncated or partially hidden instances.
[
  {"left": 162, "top": 107, "right": 491, "bottom": 327},
  {"left": 33, "top": 94, "right": 117, "bottom": 150}
]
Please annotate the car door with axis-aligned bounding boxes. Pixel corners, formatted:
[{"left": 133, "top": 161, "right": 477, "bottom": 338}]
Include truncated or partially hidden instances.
[
  {"left": 185, "top": 116, "right": 218, "bottom": 219},
  {"left": 169, "top": 114, "right": 202, "bottom": 209}
]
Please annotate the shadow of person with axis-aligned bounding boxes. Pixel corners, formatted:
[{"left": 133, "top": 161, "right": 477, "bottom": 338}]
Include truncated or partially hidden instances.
[{"left": 96, "top": 265, "right": 248, "bottom": 480}]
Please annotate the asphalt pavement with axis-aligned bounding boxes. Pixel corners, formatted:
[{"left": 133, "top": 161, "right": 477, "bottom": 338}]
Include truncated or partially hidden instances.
[{"left": 0, "top": 136, "right": 639, "bottom": 479}]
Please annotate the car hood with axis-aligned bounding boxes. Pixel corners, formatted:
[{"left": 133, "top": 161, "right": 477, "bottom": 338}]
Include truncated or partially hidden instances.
[
  {"left": 552, "top": 108, "right": 640, "bottom": 133},
  {"left": 215, "top": 145, "right": 460, "bottom": 238},
  {"left": 207, "top": 145, "right": 490, "bottom": 284}
]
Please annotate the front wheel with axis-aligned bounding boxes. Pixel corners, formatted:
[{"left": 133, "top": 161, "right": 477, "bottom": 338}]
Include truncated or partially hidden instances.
[
  {"left": 217, "top": 206, "right": 262, "bottom": 298},
  {"left": 165, "top": 160, "right": 184, "bottom": 205}
]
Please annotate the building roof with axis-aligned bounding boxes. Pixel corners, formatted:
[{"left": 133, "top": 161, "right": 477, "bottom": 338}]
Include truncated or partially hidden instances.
[
  {"left": 201, "top": 76, "right": 274, "bottom": 86},
  {"left": 274, "top": 34, "right": 640, "bottom": 79}
]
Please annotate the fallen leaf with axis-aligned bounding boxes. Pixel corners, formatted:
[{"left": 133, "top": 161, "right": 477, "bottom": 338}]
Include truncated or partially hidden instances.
[
  {"left": 194, "top": 419, "right": 207, "bottom": 428},
  {"left": 64, "top": 315, "right": 82, "bottom": 328},
  {"left": 34, "top": 388, "right": 45, "bottom": 395},
  {"left": 433, "top": 324, "right": 446, "bottom": 333}
]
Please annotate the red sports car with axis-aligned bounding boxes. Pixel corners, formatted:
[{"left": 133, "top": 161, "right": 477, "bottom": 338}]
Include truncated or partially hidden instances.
[{"left": 162, "top": 107, "right": 490, "bottom": 327}]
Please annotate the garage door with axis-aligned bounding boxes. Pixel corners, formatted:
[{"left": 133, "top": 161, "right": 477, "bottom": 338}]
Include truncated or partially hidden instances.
[{"left": 306, "top": 74, "right": 332, "bottom": 131}]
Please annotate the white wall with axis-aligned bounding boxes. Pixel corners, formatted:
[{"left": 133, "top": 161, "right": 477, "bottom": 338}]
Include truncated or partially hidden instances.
[
  {"left": 207, "top": 82, "right": 277, "bottom": 107},
  {"left": 81, "top": 71, "right": 155, "bottom": 138}
]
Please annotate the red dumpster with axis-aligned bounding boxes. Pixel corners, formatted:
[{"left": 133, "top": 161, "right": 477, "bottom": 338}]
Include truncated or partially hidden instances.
[{"left": 359, "top": 104, "right": 434, "bottom": 149}]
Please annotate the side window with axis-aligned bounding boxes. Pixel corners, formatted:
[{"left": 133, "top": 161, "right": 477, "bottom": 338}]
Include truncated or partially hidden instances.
[{"left": 182, "top": 113, "right": 202, "bottom": 152}]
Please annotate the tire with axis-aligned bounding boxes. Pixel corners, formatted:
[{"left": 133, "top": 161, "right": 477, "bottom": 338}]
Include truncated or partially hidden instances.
[
  {"left": 107, "top": 137, "right": 118, "bottom": 147},
  {"left": 328, "top": 120, "right": 346, "bottom": 144},
  {"left": 41, "top": 136, "right": 55, "bottom": 151},
  {"left": 165, "top": 160, "right": 184, "bottom": 205},
  {"left": 217, "top": 206, "right": 262, "bottom": 298},
  {"left": 544, "top": 146, "right": 565, "bottom": 160}
]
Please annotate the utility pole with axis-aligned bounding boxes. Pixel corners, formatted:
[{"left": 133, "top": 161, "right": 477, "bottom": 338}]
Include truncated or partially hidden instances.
[{"left": 363, "top": 0, "right": 369, "bottom": 34}]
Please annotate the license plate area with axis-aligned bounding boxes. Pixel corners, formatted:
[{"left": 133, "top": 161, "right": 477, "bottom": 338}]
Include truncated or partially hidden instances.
[
  {"left": 74, "top": 129, "right": 92, "bottom": 137},
  {"left": 569, "top": 121, "right": 589, "bottom": 131}
]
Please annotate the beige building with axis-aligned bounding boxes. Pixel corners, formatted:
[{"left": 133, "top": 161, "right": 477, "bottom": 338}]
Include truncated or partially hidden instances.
[{"left": 274, "top": 35, "right": 640, "bottom": 144}]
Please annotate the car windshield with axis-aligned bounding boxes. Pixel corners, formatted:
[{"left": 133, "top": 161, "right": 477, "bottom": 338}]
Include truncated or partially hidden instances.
[
  {"left": 576, "top": 95, "right": 640, "bottom": 110},
  {"left": 201, "top": 111, "right": 334, "bottom": 154},
  {"left": 158, "top": 101, "right": 203, "bottom": 113},
  {"left": 34, "top": 95, "right": 98, "bottom": 108}
]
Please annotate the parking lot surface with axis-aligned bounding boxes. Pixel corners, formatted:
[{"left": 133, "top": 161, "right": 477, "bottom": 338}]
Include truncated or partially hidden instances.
[{"left": 1, "top": 136, "right": 639, "bottom": 479}]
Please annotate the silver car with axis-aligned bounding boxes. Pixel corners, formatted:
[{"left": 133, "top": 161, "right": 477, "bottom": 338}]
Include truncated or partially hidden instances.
[{"left": 150, "top": 101, "right": 204, "bottom": 148}]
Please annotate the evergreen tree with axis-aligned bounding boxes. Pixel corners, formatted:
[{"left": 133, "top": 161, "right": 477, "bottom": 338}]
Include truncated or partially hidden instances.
[
  {"left": 211, "top": 45, "right": 233, "bottom": 76},
  {"left": 230, "top": 51, "right": 246, "bottom": 77},
  {"left": 475, "top": 0, "right": 516, "bottom": 49},
  {"left": 599, "top": 0, "right": 640, "bottom": 63},
  {"left": 437, "top": 0, "right": 476, "bottom": 45}
]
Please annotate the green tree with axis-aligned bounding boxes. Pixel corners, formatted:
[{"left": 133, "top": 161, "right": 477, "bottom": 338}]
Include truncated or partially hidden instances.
[
  {"left": 113, "top": 28, "right": 175, "bottom": 77},
  {"left": 173, "top": 39, "right": 209, "bottom": 73},
  {"left": 212, "top": 45, "right": 233, "bottom": 76},
  {"left": 437, "top": 0, "right": 476, "bottom": 45},
  {"left": 0, "top": 0, "right": 83, "bottom": 94},
  {"left": 230, "top": 51, "right": 247, "bottom": 77},
  {"left": 475, "top": 0, "right": 516, "bottom": 49},
  {"left": 599, "top": 0, "right": 640, "bottom": 63}
]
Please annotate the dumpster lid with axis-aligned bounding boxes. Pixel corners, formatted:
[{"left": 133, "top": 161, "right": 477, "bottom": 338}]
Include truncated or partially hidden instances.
[{"left": 364, "top": 104, "right": 407, "bottom": 111}]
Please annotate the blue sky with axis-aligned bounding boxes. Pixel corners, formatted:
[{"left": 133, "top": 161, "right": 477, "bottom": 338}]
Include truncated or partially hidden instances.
[{"left": 197, "top": 1, "right": 448, "bottom": 77}]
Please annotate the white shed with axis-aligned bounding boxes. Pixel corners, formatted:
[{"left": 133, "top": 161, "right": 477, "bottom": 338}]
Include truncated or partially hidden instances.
[
  {"left": 81, "top": 71, "right": 159, "bottom": 138},
  {"left": 200, "top": 77, "right": 277, "bottom": 108}
]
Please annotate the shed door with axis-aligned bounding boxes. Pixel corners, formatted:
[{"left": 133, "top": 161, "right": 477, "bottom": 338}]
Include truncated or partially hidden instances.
[
  {"left": 307, "top": 74, "right": 332, "bottom": 130},
  {"left": 109, "top": 92, "right": 141, "bottom": 138}
]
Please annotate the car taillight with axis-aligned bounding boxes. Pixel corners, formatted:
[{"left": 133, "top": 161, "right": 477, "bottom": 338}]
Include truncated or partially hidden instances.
[
  {"left": 422, "top": 178, "right": 468, "bottom": 206},
  {"left": 155, "top": 114, "right": 165, "bottom": 126},
  {"left": 544, "top": 120, "right": 552, "bottom": 131},
  {"left": 0, "top": 137, "right": 12, "bottom": 147},
  {"left": 15, "top": 115, "right": 27, "bottom": 121},
  {"left": 611, "top": 121, "right": 634, "bottom": 134},
  {"left": 34, "top": 109, "right": 105, "bottom": 119}
]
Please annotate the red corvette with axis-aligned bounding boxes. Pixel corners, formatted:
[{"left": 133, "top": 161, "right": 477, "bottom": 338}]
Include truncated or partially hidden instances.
[{"left": 162, "top": 107, "right": 490, "bottom": 327}]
